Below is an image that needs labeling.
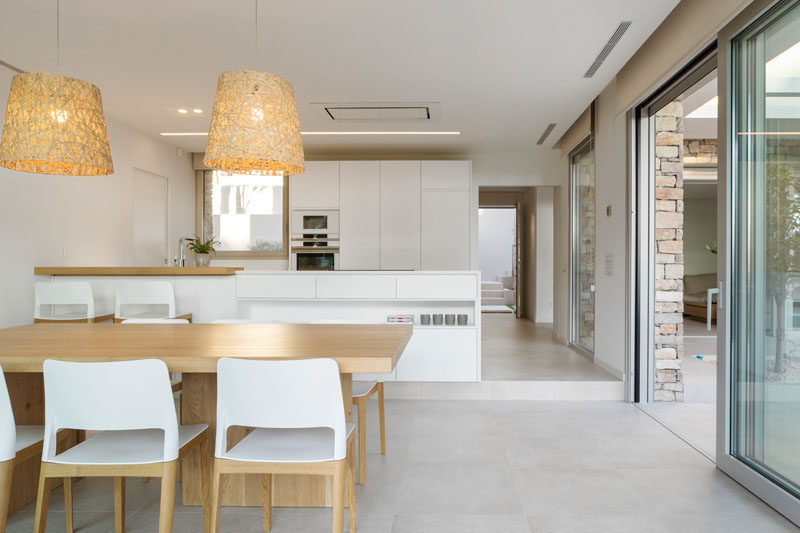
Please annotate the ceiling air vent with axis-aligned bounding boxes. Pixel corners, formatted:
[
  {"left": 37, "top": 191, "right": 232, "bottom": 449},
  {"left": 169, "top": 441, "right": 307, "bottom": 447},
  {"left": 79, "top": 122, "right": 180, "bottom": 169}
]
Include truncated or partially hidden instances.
[
  {"left": 311, "top": 101, "right": 441, "bottom": 122},
  {"left": 584, "top": 21, "right": 632, "bottom": 78},
  {"left": 537, "top": 123, "right": 557, "bottom": 145}
]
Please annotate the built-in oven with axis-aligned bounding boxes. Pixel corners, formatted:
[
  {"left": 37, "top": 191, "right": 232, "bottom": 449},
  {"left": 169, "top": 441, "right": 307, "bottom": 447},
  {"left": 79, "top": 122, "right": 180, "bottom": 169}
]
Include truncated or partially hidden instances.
[{"left": 290, "top": 210, "right": 340, "bottom": 270}]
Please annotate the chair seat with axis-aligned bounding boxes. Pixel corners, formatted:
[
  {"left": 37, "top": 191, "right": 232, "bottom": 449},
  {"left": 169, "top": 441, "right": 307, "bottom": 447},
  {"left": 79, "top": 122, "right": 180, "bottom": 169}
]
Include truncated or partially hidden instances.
[
  {"left": 15, "top": 425, "right": 44, "bottom": 453},
  {"left": 223, "top": 423, "right": 355, "bottom": 463},
  {"left": 47, "top": 424, "right": 207, "bottom": 465},
  {"left": 117, "top": 311, "right": 173, "bottom": 320},
  {"left": 36, "top": 311, "right": 95, "bottom": 321},
  {"left": 352, "top": 381, "right": 378, "bottom": 398}
]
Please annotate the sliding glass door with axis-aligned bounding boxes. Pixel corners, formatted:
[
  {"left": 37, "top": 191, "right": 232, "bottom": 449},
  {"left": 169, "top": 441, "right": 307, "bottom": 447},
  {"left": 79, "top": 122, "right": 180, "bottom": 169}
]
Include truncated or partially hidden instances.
[
  {"left": 721, "top": 0, "right": 800, "bottom": 523},
  {"left": 570, "top": 139, "right": 595, "bottom": 353}
]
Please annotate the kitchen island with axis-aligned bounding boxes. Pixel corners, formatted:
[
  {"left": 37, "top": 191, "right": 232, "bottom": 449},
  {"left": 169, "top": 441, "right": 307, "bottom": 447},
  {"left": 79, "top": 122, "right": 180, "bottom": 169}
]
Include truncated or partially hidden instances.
[{"left": 34, "top": 269, "right": 482, "bottom": 382}]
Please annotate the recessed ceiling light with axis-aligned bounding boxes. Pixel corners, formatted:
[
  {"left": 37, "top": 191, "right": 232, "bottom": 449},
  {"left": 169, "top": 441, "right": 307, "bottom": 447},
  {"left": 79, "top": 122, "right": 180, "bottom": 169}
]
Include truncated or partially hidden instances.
[
  {"left": 160, "top": 131, "right": 462, "bottom": 137},
  {"left": 177, "top": 108, "right": 189, "bottom": 114},
  {"left": 192, "top": 108, "right": 203, "bottom": 114}
]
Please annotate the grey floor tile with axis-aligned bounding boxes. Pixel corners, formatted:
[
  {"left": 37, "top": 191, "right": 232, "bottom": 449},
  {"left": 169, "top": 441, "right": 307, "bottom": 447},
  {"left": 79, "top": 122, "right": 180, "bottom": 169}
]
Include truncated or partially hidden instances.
[{"left": 392, "top": 514, "right": 530, "bottom": 533}]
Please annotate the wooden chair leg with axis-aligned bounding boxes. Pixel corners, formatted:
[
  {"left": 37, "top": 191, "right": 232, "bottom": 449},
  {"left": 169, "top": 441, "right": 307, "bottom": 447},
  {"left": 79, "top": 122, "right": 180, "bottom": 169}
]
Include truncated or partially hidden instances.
[
  {"left": 210, "top": 459, "right": 222, "bottom": 533},
  {"left": 33, "top": 470, "right": 52, "bottom": 533},
  {"left": 377, "top": 382, "right": 386, "bottom": 455},
  {"left": 347, "top": 440, "right": 356, "bottom": 533},
  {"left": 261, "top": 474, "right": 272, "bottom": 532},
  {"left": 357, "top": 398, "right": 367, "bottom": 484},
  {"left": 114, "top": 477, "right": 125, "bottom": 533},
  {"left": 158, "top": 461, "right": 178, "bottom": 533},
  {"left": 332, "top": 459, "right": 346, "bottom": 533},
  {"left": 199, "top": 438, "right": 211, "bottom": 533},
  {"left": 65, "top": 476, "right": 74, "bottom": 533},
  {"left": 0, "top": 459, "right": 13, "bottom": 533}
]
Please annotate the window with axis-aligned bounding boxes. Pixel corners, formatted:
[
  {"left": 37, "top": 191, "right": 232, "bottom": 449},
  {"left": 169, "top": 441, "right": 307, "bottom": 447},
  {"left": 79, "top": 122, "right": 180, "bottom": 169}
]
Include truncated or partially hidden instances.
[{"left": 200, "top": 170, "right": 288, "bottom": 257}]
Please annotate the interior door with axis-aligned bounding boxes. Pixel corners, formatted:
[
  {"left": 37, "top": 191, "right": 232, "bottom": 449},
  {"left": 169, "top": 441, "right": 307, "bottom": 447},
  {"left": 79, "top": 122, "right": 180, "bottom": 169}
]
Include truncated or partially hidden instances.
[
  {"left": 718, "top": 0, "right": 800, "bottom": 524},
  {"left": 133, "top": 168, "right": 169, "bottom": 266}
]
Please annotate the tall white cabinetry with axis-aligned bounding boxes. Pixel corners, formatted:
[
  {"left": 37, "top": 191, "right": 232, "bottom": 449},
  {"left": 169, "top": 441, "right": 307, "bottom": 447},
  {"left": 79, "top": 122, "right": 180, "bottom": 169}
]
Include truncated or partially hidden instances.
[
  {"left": 379, "top": 161, "right": 421, "bottom": 270},
  {"left": 339, "top": 162, "right": 381, "bottom": 270},
  {"left": 290, "top": 161, "right": 340, "bottom": 209},
  {"left": 420, "top": 161, "right": 471, "bottom": 270}
]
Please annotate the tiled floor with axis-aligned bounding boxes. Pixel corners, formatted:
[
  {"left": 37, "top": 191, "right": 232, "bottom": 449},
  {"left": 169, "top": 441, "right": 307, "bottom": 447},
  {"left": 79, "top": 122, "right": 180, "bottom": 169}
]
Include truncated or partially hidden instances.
[
  {"left": 7, "top": 400, "right": 797, "bottom": 532},
  {"left": 481, "top": 313, "right": 618, "bottom": 381}
]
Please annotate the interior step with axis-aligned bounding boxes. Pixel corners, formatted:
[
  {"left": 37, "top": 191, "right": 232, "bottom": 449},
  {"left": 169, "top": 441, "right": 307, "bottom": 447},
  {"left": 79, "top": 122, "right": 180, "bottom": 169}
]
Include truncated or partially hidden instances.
[
  {"left": 499, "top": 276, "right": 515, "bottom": 290},
  {"left": 481, "top": 281, "right": 503, "bottom": 290},
  {"left": 481, "top": 297, "right": 507, "bottom": 306},
  {"left": 481, "top": 289, "right": 505, "bottom": 299},
  {"left": 503, "top": 288, "right": 515, "bottom": 305}
]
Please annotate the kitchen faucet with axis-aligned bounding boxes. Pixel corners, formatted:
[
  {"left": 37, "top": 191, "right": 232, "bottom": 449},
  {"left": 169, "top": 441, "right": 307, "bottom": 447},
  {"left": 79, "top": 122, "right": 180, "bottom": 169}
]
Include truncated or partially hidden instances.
[{"left": 177, "top": 237, "right": 195, "bottom": 267}]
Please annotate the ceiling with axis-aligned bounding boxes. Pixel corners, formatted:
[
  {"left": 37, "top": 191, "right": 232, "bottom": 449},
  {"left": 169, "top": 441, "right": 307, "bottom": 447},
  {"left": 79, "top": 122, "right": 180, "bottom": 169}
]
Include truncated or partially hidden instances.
[{"left": 0, "top": 0, "right": 679, "bottom": 155}]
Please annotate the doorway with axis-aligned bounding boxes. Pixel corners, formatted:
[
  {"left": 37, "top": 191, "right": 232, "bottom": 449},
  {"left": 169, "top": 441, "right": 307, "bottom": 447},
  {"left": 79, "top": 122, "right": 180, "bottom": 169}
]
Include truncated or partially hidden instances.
[
  {"left": 133, "top": 168, "right": 169, "bottom": 267},
  {"left": 633, "top": 46, "right": 719, "bottom": 457},
  {"left": 479, "top": 206, "right": 518, "bottom": 314}
]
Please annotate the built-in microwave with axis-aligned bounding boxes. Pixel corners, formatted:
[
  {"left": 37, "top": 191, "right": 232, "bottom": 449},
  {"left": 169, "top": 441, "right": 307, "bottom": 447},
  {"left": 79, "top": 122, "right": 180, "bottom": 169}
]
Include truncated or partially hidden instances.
[{"left": 291, "top": 210, "right": 340, "bottom": 236}]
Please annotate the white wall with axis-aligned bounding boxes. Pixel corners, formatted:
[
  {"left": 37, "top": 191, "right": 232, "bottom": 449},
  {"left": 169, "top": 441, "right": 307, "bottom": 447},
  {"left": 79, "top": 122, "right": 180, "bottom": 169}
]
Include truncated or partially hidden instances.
[
  {"left": 684, "top": 197, "right": 717, "bottom": 275},
  {"left": 0, "top": 68, "right": 195, "bottom": 328},
  {"left": 535, "top": 187, "right": 554, "bottom": 322},
  {"left": 478, "top": 208, "right": 515, "bottom": 284}
]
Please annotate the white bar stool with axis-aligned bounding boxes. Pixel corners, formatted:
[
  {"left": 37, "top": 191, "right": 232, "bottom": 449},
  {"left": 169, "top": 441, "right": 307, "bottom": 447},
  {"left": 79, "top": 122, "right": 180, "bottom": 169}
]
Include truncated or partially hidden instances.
[
  {"left": 114, "top": 281, "right": 192, "bottom": 323},
  {"left": 34, "top": 281, "right": 113, "bottom": 323},
  {"left": 312, "top": 320, "right": 386, "bottom": 484},
  {"left": 211, "top": 358, "right": 356, "bottom": 533},
  {"left": 34, "top": 359, "right": 211, "bottom": 533}
]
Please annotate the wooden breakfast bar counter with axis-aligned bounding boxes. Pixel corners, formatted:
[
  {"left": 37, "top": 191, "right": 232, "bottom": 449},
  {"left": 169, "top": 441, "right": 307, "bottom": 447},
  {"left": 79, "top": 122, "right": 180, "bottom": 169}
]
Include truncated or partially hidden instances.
[{"left": 0, "top": 322, "right": 412, "bottom": 509}]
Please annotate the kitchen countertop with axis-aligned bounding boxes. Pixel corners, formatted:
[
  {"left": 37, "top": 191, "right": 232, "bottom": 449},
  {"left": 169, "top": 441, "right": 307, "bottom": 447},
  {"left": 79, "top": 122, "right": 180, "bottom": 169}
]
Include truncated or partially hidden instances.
[{"left": 34, "top": 266, "right": 244, "bottom": 276}]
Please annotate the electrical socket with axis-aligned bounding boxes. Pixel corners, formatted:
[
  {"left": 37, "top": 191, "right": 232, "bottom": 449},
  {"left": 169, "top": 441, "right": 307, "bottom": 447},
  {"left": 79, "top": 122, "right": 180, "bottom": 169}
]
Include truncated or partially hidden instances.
[{"left": 62, "top": 247, "right": 72, "bottom": 258}]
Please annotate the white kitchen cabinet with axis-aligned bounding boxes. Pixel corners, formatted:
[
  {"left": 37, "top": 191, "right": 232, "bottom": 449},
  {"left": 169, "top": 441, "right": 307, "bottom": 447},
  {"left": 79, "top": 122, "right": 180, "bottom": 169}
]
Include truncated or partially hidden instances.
[
  {"left": 396, "top": 329, "right": 478, "bottom": 381},
  {"left": 396, "top": 274, "right": 477, "bottom": 299},
  {"left": 380, "top": 161, "right": 421, "bottom": 270},
  {"left": 421, "top": 160, "right": 471, "bottom": 190},
  {"left": 236, "top": 274, "right": 316, "bottom": 299},
  {"left": 421, "top": 190, "right": 470, "bottom": 270},
  {"left": 339, "top": 161, "right": 380, "bottom": 270},
  {"left": 290, "top": 161, "right": 340, "bottom": 209},
  {"left": 316, "top": 274, "right": 395, "bottom": 299}
]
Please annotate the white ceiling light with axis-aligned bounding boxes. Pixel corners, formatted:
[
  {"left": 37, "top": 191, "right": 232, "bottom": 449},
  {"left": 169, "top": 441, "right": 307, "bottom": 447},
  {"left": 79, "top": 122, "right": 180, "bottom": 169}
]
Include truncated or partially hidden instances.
[
  {"left": 177, "top": 108, "right": 189, "bottom": 114},
  {"left": 192, "top": 108, "right": 203, "bottom": 114},
  {"left": 686, "top": 96, "right": 717, "bottom": 119},
  {"left": 161, "top": 131, "right": 460, "bottom": 136}
]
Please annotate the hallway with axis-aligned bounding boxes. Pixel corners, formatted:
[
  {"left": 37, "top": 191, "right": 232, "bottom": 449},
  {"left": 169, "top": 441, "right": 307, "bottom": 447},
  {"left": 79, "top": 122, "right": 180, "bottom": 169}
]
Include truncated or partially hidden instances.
[{"left": 481, "top": 313, "right": 618, "bottom": 381}]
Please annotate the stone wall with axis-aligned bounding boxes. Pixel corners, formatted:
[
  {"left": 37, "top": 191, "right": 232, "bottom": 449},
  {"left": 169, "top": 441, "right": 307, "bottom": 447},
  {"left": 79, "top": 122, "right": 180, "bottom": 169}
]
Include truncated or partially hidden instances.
[
  {"left": 683, "top": 138, "right": 718, "bottom": 165},
  {"left": 654, "top": 102, "right": 684, "bottom": 402},
  {"left": 575, "top": 143, "right": 596, "bottom": 352}
]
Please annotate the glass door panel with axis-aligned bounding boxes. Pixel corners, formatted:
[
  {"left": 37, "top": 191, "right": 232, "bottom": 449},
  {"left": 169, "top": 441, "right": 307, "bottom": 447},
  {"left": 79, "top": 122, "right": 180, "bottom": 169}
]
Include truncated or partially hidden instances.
[
  {"left": 731, "top": 0, "right": 800, "bottom": 498},
  {"left": 571, "top": 139, "right": 596, "bottom": 353}
]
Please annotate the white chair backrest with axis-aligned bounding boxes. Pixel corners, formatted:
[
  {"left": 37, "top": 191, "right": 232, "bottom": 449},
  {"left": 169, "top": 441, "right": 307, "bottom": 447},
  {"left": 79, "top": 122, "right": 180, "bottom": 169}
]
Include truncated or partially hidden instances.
[
  {"left": 34, "top": 281, "right": 95, "bottom": 319},
  {"left": 42, "top": 359, "right": 178, "bottom": 462},
  {"left": 216, "top": 358, "right": 346, "bottom": 460},
  {"left": 121, "top": 319, "right": 189, "bottom": 324},
  {"left": 0, "top": 365, "right": 16, "bottom": 462},
  {"left": 115, "top": 281, "right": 176, "bottom": 319}
]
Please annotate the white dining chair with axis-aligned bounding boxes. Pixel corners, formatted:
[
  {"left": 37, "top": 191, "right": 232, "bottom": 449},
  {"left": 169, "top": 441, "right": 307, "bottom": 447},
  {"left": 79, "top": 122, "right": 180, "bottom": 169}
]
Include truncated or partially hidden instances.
[
  {"left": 1, "top": 364, "right": 58, "bottom": 532},
  {"left": 34, "top": 281, "right": 113, "bottom": 323},
  {"left": 211, "top": 358, "right": 356, "bottom": 533},
  {"left": 120, "top": 319, "right": 190, "bottom": 394},
  {"left": 311, "top": 319, "right": 386, "bottom": 484},
  {"left": 114, "top": 281, "right": 192, "bottom": 323},
  {"left": 34, "top": 359, "right": 211, "bottom": 533}
]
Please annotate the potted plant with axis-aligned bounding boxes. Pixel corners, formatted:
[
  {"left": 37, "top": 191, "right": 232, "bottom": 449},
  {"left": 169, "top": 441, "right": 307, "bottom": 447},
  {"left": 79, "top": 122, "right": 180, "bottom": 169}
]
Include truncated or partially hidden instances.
[{"left": 188, "top": 236, "right": 220, "bottom": 267}]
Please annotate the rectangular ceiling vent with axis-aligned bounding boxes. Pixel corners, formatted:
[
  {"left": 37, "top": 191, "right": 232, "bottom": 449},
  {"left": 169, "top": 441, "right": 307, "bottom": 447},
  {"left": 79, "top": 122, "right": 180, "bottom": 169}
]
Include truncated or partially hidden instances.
[
  {"left": 311, "top": 102, "right": 441, "bottom": 122},
  {"left": 537, "top": 123, "right": 557, "bottom": 145},
  {"left": 584, "top": 21, "right": 632, "bottom": 78}
]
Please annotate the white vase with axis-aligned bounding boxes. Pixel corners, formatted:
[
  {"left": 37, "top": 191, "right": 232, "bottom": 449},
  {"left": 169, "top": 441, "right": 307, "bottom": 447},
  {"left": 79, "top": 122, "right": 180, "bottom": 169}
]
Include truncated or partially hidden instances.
[{"left": 195, "top": 253, "right": 211, "bottom": 267}]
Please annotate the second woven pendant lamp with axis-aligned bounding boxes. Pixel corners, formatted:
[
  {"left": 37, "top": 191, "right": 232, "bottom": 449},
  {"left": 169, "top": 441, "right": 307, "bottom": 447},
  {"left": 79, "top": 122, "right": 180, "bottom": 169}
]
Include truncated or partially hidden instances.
[{"left": 203, "top": 70, "right": 304, "bottom": 176}]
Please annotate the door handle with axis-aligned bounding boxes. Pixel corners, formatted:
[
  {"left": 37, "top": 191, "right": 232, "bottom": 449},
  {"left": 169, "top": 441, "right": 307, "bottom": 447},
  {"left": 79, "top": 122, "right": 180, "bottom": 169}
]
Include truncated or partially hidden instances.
[{"left": 717, "top": 281, "right": 724, "bottom": 310}]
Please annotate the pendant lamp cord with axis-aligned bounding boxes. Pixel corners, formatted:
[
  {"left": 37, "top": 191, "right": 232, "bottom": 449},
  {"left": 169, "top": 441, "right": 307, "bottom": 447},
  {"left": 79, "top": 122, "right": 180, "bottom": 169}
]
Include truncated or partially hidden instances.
[
  {"left": 56, "top": 0, "right": 61, "bottom": 67},
  {"left": 253, "top": 0, "right": 258, "bottom": 70}
]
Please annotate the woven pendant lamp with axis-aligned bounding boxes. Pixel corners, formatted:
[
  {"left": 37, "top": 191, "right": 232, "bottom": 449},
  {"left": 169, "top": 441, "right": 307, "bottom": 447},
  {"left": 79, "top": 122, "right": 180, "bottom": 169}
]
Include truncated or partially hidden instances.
[
  {"left": 203, "top": 70, "right": 305, "bottom": 175},
  {"left": 0, "top": 72, "right": 113, "bottom": 176}
]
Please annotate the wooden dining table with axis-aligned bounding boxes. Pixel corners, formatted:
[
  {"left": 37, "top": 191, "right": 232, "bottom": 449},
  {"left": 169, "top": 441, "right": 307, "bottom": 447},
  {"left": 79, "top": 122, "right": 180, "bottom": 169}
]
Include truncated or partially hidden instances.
[{"left": 0, "top": 322, "right": 412, "bottom": 510}]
